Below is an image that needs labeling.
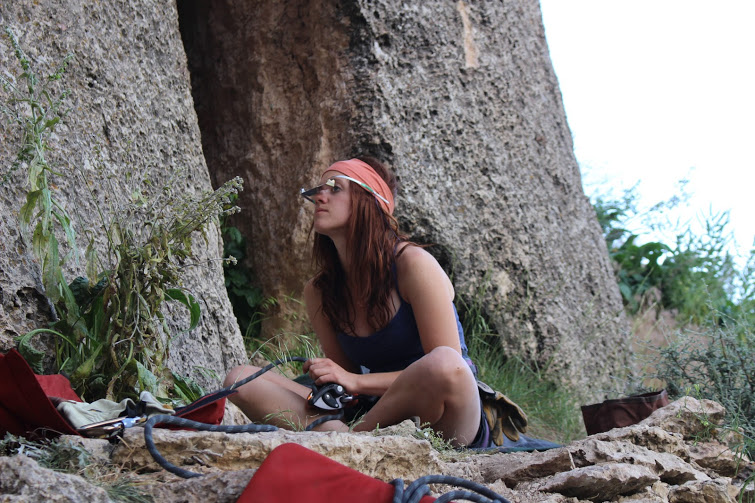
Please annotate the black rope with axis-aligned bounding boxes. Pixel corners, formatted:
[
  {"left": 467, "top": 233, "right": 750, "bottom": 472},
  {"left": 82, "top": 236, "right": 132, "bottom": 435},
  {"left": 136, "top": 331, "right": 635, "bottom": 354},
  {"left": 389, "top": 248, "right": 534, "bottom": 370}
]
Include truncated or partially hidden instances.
[
  {"left": 224, "top": 356, "right": 309, "bottom": 393},
  {"left": 302, "top": 412, "right": 345, "bottom": 431},
  {"left": 142, "top": 355, "right": 511, "bottom": 502},
  {"left": 143, "top": 356, "right": 341, "bottom": 478},
  {"left": 391, "top": 476, "right": 510, "bottom": 503},
  {"left": 172, "top": 357, "right": 309, "bottom": 417},
  {"left": 144, "top": 414, "right": 277, "bottom": 478}
]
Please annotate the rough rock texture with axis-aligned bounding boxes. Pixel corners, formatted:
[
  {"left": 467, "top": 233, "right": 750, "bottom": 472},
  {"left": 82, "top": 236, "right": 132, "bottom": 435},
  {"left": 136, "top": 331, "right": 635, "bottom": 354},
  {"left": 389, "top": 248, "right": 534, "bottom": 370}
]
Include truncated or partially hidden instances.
[
  {"left": 112, "top": 427, "right": 445, "bottom": 481},
  {"left": 177, "top": 0, "right": 628, "bottom": 396},
  {"left": 148, "top": 469, "right": 256, "bottom": 503},
  {"left": 0, "top": 454, "right": 111, "bottom": 503},
  {"left": 0, "top": 1, "right": 246, "bottom": 388},
  {"left": 536, "top": 463, "right": 661, "bottom": 502},
  {"left": 0, "top": 0, "right": 628, "bottom": 398},
  {"left": 1, "top": 397, "right": 753, "bottom": 503}
]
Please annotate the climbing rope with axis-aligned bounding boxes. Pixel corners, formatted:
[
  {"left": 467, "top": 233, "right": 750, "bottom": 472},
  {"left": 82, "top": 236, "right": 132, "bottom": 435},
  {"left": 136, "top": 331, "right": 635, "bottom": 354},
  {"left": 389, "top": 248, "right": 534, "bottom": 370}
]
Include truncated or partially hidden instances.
[
  {"left": 142, "top": 356, "right": 511, "bottom": 502},
  {"left": 144, "top": 414, "right": 275, "bottom": 479},
  {"left": 143, "top": 356, "right": 342, "bottom": 478},
  {"left": 391, "top": 476, "right": 510, "bottom": 503},
  {"left": 225, "top": 356, "right": 308, "bottom": 393}
]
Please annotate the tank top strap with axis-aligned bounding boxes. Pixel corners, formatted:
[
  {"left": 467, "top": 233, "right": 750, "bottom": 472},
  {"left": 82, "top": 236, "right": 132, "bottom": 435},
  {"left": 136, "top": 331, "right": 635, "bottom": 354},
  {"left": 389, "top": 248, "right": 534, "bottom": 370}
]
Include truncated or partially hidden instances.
[{"left": 392, "top": 244, "right": 406, "bottom": 303}]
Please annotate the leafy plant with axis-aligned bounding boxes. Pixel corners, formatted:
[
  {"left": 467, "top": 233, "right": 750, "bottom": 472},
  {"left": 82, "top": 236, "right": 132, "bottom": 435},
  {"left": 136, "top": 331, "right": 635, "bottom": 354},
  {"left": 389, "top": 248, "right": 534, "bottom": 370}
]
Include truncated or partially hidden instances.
[
  {"left": 591, "top": 185, "right": 753, "bottom": 327},
  {"left": 592, "top": 191, "right": 670, "bottom": 312},
  {"left": 221, "top": 217, "right": 273, "bottom": 343},
  {"left": 2, "top": 28, "right": 242, "bottom": 403},
  {"left": 660, "top": 213, "right": 740, "bottom": 324},
  {"left": 0, "top": 27, "right": 77, "bottom": 306},
  {"left": 647, "top": 315, "right": 755, "bottom": 456},
  {"left": 414, "top": 422, "right": 457, "bottom": 452}
]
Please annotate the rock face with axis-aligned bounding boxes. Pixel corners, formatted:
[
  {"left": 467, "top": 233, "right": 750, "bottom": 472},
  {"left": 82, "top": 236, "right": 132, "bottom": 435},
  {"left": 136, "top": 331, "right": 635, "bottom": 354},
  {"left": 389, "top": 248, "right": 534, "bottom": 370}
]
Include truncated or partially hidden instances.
[
  {"left": 0, "top": 1, "right": 246, "bottom": 388},
  {"left": 1, "top": 0, "right": 627, "bottom": 396},
  {"left": 178, "top": 0, "right": 628, "bottom": 395},
  {"left": 1, "top": 397, "right": 752, "bottom": 503},
  {"left": 0, "top": 454, "right": 112, "bottom": 503}
]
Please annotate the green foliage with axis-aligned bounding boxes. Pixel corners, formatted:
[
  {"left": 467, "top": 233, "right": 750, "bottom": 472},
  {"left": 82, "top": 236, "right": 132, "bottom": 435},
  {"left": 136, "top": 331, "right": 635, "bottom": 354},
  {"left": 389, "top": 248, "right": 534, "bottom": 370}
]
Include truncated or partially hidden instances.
[
  {"left": 592, "top": 186, "right": 753, "bottom": 326},
  {"left": 0, "top": 27, "right": 77, "bottom": 304},
  {"left": 645, "top": 315, "right": 755, "bottom": 457},
  {"left": 593, "top": 190, "right": 670, "bottom": 313},
  {"left": 467, "top": 336, "right": 584, "bottom": 443},
  {"left": 661, "top": 214, "right": 745, "bottom": 324},
  {"left": 2, "top": 28, "right": 242, "bottom": 403},
  {"left": 221, "top": 218, "right": 273, "bottom": 343},
  {"left": 594, "top": 180, "right": 755, "bottom": 462},
  {"left": 414, "top": 422, "right": 457, "bottom": 452},
  {"left": 1, "top": 433, "right": 90, "bottom": 472},
  {"left": 248, "top": 332, "right": 322, "bottom": 376}
]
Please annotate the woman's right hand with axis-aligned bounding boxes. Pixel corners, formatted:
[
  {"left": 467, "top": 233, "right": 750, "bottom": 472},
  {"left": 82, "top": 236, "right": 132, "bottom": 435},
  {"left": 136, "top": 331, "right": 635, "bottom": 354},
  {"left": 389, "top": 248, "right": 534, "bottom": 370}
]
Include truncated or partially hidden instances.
[{"left": 304, "top": 357, "right": 359, "bottom": 392}]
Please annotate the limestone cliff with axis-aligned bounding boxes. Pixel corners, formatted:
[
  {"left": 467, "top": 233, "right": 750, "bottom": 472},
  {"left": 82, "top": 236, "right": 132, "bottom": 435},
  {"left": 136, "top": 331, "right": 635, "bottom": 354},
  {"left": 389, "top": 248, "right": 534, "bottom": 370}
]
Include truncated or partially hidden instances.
[
  {"left": 0, "top": 1, "right": 246, "bottom": 389},
  {"left": 1, "top": 0, "right": 629, "bottom": 399},
  {"left": 178, "top": 0, "right": 628, "bottom": 397}
]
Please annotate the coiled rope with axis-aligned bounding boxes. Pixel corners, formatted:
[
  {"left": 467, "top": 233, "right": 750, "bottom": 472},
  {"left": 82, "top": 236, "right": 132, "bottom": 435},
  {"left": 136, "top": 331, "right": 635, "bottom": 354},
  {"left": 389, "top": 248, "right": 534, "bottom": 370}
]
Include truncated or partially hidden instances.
[
  {"left": 391, "top": 476, "right": 510, "bottom": 503},
  {"left": 142, "top": 357, "right": 510, "bottom": 502}
]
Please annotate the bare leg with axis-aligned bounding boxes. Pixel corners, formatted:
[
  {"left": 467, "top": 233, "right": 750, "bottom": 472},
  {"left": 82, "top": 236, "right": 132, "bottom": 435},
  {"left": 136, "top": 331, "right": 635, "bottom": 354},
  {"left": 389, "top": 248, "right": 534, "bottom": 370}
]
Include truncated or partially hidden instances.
[
  {"left": 351, "top": 346, "right": 481, "bottom": 446},
  {"left": 223, "top": 364, "right": 349, "bottom": 432}
]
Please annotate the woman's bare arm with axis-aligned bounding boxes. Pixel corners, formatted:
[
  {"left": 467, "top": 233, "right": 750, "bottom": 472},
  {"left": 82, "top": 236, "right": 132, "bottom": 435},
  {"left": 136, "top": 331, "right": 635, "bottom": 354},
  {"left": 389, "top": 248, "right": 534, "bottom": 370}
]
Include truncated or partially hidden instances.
[{"left": 396, "top": 245, "right": 461, "bottom": 354}]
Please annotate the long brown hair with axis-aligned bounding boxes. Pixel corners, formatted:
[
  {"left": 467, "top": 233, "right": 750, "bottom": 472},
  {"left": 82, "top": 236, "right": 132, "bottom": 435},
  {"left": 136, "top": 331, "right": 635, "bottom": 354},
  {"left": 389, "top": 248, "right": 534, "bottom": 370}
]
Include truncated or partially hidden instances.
[{"left": 312, "top": 156, "right": 410, "bottom": 334}]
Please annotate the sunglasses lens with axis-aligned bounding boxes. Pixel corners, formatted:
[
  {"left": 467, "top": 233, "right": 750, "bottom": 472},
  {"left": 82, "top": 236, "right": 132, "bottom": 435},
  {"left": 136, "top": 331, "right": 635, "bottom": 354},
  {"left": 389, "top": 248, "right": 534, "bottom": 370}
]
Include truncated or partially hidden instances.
[
  {"left": 301, "top": 179, "right": 336, "bottom": 202},
  {"left": 301, "top": 187, "right": 319, "bottom": 199}
]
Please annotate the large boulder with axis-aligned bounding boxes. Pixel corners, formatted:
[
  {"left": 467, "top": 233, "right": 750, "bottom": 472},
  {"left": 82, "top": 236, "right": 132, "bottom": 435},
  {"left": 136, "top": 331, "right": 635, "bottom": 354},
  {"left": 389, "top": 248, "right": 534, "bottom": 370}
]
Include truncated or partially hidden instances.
[
  {"left": 0, "top": 1, "right": 246, "bottom": 389},
  {"left": 1, "top": 0, "right": 629, "bottom": 399},
  {"left": 178, "top": 0, "right": 628, "bottom": 396}
]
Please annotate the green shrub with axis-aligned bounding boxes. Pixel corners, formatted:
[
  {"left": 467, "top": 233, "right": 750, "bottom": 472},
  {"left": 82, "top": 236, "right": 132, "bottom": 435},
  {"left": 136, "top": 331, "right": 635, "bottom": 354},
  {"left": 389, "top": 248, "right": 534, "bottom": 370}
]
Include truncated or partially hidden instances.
[
  {"left": 221, "top": 218, "right": 276, "bottom": 346},
  {"left": 592, "top": 185, "right": 753, "bottom": 327},
  {"left": 592, "top": 181, "right": 755, "bottom": 458},
  {"left": 645, "top": 315, "right": 755, "bottom": 457},
  {"left": 2, "top": 27, "right": 241, "bottom": 403}
]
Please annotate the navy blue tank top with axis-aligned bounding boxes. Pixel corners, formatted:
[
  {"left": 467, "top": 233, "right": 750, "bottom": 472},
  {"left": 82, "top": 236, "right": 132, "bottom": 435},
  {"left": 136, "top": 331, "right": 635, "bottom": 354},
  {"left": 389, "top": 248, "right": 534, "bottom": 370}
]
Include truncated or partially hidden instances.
[{"left": 335, "top": 299, "right": 474, "bottom": 374}]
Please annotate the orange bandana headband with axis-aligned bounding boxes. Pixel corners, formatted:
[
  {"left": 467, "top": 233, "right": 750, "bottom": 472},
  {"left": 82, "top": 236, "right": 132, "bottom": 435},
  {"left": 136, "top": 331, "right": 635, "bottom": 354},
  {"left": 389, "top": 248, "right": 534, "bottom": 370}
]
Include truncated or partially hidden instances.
[{"left": 325, "top": 159, "right": 395, "bottom": 215}]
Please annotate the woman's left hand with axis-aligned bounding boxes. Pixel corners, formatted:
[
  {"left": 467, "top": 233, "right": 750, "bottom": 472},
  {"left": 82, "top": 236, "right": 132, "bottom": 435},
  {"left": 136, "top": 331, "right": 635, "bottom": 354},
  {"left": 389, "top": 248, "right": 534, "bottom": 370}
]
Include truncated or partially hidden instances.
[{"left": 304, "top": 357, "right": 359, "bottom": 392}]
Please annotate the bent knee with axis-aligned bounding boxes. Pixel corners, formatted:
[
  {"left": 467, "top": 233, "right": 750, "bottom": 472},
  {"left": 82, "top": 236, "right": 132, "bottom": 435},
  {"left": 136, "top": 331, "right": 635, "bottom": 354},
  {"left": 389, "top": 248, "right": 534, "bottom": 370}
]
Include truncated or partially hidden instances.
[
  {"left": 425, "top": 346, "right": 466, "bottom": 369},
  {"left": 421, "top": 347, "right": 474, "bottom": 387},
  {"left": 223, "top": 364, "right": 261, "bottom": 388}
]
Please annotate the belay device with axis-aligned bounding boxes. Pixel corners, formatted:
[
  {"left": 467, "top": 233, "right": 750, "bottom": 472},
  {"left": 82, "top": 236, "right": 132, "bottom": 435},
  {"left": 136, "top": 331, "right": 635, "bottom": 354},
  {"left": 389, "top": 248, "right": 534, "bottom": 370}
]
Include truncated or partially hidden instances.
[{"left": 307, "top": 383, "right": 355, "bottom": 411}]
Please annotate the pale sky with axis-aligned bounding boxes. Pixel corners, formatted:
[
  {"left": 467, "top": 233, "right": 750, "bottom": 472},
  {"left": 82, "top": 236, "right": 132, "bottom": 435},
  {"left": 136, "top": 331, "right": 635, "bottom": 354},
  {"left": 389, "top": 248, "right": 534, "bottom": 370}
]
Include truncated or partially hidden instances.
[{"left": 539, "top": 1, "right": 755, "bottom": 257}]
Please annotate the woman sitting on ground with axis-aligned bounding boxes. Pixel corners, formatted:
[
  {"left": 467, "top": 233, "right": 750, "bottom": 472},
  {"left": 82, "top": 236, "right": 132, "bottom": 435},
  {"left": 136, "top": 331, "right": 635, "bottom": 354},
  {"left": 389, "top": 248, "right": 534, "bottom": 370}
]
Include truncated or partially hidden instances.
[{"left": 224, "top": 156, "right": 489, "bottom": 447}]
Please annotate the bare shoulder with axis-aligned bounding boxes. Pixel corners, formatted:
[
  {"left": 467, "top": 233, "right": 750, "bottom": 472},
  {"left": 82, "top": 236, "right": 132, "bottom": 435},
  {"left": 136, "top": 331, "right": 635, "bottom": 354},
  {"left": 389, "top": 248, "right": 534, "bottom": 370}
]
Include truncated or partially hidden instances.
[
  {"left": 395, "top": 242, "right": 432, "bottom": 263},
  {"left": 396, "top": 244, "right": 454, "bottom": 300}
]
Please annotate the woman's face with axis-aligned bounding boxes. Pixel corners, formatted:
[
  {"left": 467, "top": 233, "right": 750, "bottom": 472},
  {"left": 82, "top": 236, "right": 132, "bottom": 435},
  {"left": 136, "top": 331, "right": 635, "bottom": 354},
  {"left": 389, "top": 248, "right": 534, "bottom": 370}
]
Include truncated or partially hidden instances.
[{"left": 312, "top": 170, "right": 353, "bottom": 237}]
